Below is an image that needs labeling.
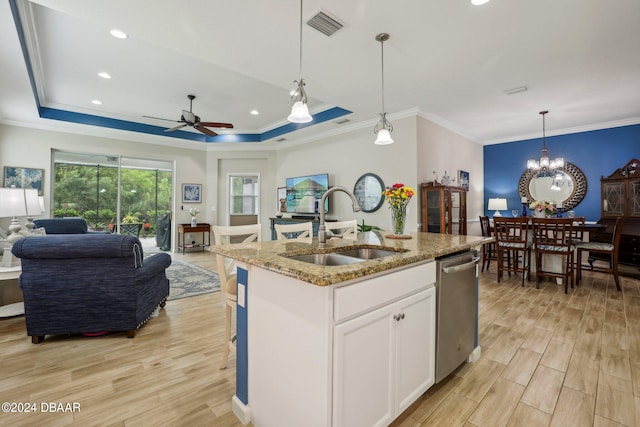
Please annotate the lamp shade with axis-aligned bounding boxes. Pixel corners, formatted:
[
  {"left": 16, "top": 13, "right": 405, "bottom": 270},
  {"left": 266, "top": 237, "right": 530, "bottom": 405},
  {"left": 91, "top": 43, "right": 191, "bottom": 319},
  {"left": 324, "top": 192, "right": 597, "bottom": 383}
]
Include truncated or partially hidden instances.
[
  {"left": 24, "top": 189, "right": 42, "bottom": 216},
  {"left": 0, "top": 188, "right": 27, "bottom": 218},
  {"left": 374, "top": 129, "right": 394, "bottom": 145},
  {"left": 287, "top": 101, "right": 312, "bottom": 123},
  {"left": 488, "top": 198, "right": 507, "bottom": 212}
]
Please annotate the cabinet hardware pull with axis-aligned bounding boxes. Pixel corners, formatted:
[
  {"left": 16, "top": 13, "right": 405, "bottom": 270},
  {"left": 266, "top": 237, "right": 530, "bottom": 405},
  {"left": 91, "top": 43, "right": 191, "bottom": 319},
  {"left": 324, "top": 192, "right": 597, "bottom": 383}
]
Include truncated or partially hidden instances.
[{"left": 393, "top": 313, "right": 406, "bottom": 321}]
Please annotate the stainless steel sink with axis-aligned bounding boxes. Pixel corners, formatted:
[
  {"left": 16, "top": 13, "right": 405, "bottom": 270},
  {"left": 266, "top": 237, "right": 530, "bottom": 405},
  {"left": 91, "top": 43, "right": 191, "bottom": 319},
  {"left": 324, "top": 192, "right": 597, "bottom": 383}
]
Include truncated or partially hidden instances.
[
  {"left": 334, "top": 248, "right": 402, "bottom": 259},
  {"left": 287, "top": 253, "right": 365, "bottom": 266}
]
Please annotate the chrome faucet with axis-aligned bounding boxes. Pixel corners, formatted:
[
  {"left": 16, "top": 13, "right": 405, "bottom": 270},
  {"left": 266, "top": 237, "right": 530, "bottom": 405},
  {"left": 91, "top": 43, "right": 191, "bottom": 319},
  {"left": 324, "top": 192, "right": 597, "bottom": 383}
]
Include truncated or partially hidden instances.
[{"left": 318, "top": 186, "right": 361, "bottom": 246}]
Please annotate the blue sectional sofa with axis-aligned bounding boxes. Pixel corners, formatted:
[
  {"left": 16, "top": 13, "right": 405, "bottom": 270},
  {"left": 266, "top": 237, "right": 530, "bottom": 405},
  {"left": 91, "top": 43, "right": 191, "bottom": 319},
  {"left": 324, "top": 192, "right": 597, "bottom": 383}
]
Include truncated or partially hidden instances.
[
  {"left": 33, "top": 217, "right": 109, "bottom": 234},
  {"left": 11, "top": 234, "right": 171, "bottom": 343}
]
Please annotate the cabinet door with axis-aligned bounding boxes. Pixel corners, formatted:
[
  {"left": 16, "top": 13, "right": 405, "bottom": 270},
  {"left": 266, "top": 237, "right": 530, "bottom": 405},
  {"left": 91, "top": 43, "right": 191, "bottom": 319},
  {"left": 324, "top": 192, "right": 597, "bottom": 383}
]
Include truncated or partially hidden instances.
[
  {"left": 395, "top": 287, "right": 436, "bottom": 414},
  {"left": 334, "top": 304, "right": 395, "bottom": 427},
  {"left": 602, "top": 181, "right": 625, "bottom": 216}
]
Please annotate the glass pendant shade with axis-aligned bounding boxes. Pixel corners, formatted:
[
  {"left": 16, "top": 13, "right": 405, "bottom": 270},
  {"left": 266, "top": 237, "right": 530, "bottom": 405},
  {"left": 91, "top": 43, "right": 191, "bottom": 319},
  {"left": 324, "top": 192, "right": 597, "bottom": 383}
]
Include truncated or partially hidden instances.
[
  {"left": 374, "top": 129, "right": 394, "bottom": 145},
  {"left": 288, "top": 101, "right": 312, "bottom": 123}
]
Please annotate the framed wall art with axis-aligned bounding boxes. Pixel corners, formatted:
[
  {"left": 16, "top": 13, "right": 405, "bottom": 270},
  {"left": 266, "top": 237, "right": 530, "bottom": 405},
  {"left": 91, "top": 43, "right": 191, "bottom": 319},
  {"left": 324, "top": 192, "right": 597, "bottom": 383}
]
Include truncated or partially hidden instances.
[
  {"left": 182, "top": 183, "right": 202, "bottom": 203},
  {"left": 3, "top": 166, "right": 44, "bottom": 195},
  {"left": 458, "top": 170, "right": 470, "bottom": 190}
]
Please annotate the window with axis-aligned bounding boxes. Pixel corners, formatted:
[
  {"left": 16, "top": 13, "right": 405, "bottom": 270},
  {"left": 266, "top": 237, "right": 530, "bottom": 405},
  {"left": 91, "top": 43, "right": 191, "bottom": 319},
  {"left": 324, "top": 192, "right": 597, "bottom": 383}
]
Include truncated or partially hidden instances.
[{"left": 229, "top": 175, "right": 259, "bottom": 215}]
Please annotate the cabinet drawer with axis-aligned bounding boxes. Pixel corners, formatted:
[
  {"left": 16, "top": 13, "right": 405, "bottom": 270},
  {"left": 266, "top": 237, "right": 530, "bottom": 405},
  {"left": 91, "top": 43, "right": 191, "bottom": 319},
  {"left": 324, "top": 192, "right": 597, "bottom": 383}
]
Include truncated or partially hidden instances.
[{"left": 334, "top": 262, "right": 436, "bottom": 323}]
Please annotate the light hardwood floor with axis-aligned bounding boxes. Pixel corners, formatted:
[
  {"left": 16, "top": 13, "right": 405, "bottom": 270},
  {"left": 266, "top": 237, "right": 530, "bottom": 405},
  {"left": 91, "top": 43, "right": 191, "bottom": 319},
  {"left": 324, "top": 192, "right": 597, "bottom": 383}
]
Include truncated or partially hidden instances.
[{"left": 1, "top": 249, "right": 639, "bottom": 427}]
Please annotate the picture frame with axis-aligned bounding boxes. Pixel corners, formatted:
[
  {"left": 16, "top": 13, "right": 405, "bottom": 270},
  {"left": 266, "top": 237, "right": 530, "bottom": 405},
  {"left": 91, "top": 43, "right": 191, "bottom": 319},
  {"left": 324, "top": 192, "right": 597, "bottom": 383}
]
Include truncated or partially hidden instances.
[
  {"left": 277, "top": 187, "right": 287, "bottom": 212},
  {"left": 458, "top": 170, "right": 470, "bottom": 190},
  {"left": 3, "top": 166, "right": 44, "bottom": 196},
  {"left": 182, "top": 183, "right": 202, "bottom": 203}
]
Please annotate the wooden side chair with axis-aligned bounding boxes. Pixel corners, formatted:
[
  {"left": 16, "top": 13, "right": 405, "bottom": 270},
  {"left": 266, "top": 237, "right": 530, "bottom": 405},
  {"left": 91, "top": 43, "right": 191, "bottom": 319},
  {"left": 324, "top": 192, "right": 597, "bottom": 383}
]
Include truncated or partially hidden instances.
[
  {"left": 274, "top": 221, "right": 313, "bottom": 243},
  {"left": 574, "top": 216, "right": 623, "bottom": 291},
  {"left": 324, "top": 220, "right": 358, "bottom": 240},
  {"left": 531, "top": 217, "right": 575, "bottom": 294},
  {"left": 494, "top": 217, "right": 531, "bottom": 287},
  {"left": 479, "top": 215, "right": 497, "bottom": 272},
  {"left": 212, "top": 224, "right": 262, "bottom": 369}
]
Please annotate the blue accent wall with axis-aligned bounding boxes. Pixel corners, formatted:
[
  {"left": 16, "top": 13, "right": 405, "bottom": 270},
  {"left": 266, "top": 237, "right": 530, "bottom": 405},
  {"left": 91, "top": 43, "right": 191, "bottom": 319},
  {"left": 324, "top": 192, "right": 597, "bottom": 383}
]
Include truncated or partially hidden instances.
[
  {"left": 483, "top": 124, "right": 640, "bottom": 221},
  {"left": 236, "top": 267, "right": 249, "bottom": 405}
]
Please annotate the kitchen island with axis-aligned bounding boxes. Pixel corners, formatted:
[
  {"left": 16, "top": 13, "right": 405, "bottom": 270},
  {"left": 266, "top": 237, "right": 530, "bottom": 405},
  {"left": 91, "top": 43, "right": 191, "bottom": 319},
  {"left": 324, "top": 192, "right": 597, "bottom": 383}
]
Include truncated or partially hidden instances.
[{"left": 211, "top": 231, "right": 492, "bottom": 427}]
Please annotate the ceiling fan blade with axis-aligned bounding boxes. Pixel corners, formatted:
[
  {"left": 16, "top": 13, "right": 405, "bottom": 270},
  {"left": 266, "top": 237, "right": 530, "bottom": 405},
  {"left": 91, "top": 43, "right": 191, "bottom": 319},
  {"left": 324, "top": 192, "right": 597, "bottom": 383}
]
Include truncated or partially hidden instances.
[
  {"left": 182, "top": 110, "right": 196, "bottom": 124},
  {"left": 199, "top": 122, "right": 234, "bottom": 129},
  {"left": 165, "top": 124, "right": 187, "bottom": 132},
  {"left": 194, "top": 124, "right": 217, "bottom": 137},
  {"left": 143, "top": 115, "right": 180, "bottom": 123}
]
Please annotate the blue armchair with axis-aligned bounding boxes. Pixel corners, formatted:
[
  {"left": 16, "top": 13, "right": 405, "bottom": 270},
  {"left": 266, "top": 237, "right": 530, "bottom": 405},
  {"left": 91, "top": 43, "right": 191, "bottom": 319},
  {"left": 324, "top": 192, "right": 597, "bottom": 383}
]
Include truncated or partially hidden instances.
[{"left": 11, "top": 234, "right": 171, "bottom": 343}]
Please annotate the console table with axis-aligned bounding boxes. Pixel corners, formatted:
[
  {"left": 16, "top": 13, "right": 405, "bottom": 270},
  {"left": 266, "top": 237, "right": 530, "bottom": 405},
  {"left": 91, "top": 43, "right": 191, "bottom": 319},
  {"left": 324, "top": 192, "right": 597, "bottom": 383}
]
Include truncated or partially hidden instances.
[
  {"left": 0, "top": 265, "right": 23, "bottom": 317},
  {"left": 178, "top": 223, "right": 211, "bottom": 254}
]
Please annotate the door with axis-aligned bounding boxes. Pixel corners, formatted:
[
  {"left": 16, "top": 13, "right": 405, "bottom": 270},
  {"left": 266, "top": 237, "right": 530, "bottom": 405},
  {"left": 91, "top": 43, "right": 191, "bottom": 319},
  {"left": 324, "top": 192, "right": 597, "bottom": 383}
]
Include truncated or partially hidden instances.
[
  {"left": 333, "top": 304, "right": 395, "bottom": 427},
  {"left": 395, "top": 288, "right": 436, "bottom": 414}
]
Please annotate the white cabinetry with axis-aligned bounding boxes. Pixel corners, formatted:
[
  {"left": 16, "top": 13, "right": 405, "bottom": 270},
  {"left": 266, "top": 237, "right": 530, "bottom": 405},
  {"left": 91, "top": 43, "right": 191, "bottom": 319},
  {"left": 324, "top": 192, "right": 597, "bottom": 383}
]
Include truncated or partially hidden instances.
[{"left": 333, "top": 287, "right": 435, "bottom": 427}]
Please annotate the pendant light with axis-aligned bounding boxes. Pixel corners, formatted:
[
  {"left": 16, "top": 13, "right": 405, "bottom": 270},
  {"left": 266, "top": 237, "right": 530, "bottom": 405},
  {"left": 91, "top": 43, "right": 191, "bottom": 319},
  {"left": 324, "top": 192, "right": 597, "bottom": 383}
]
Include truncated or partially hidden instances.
[
  {"left": 287, "top": 0, "right": 312, "bottom": 123},
  {"left": 527, "top": 110, "right": 564, "bottom": 171},
  {"left": 374, "top": 33, "right": 394, "bottom": 145}
]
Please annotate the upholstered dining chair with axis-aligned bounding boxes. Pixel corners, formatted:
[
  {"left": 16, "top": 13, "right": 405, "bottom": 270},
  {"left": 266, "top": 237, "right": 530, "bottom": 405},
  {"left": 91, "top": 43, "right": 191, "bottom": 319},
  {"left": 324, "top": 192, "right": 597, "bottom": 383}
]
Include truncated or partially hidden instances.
[
  {"left": 531, "top": 217, "right": 575, "bottom": 294},
  {"left": 274, "top": 221, "right": 313, "bottom": 242},
  {"left": 574, "top": 216, "right": 623, "bottom": 291},
  {"left": 569, "top": 216, "right": 586, "bottom": 244},
  {"left": 493, "top": 217, "right": 531, "bottom": 287},
  {"left": 479, "top": 216, "right": 497, "bottom": 272},
  {"left": 212, "top": 224, "right": 262, "bottom": 369},
  {"left": 324, "top": 220, "right": 358, "bottom": 240}
]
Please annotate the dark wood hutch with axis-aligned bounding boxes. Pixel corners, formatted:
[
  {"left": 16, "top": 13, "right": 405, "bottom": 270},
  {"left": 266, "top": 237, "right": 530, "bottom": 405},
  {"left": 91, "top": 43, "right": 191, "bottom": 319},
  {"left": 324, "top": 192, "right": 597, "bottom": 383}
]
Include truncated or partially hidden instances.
[
  {"left": 590, "top": 159, "right": 640, "bottom": 269},
  {"left": 419, "top": 182, "right": 467, "bottom": 235}
]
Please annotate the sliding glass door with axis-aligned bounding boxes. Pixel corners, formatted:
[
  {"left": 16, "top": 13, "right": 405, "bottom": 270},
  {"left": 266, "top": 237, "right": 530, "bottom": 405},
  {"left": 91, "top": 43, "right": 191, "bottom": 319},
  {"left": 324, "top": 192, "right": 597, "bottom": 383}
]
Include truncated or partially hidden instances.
[{"left": 52, "top": 151, "right": 172, "bottom": 236}]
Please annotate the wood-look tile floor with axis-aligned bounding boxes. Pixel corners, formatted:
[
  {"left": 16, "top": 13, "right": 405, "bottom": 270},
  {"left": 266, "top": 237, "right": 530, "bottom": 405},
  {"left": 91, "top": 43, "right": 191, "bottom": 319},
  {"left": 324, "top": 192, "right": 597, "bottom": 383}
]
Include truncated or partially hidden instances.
[{"left": 1, "top": 249, "right": 639, "bottom": 427}]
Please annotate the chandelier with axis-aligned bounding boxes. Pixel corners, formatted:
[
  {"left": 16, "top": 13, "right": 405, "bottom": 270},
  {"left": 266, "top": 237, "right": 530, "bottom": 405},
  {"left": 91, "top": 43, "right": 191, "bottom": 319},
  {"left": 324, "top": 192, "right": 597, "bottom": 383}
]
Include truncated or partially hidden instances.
[{"left": 527, "top": 111, "right": 564, "bottom": 170}]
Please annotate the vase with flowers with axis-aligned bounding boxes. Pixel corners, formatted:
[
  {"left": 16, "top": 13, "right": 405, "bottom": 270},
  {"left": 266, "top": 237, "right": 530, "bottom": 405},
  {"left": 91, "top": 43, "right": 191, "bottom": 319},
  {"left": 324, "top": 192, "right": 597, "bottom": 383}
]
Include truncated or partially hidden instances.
[
  {"left": 383, "top": 183, "right": 414, "bottom": 237},
  {"left": 529, "top": 200, "right": 556, "bottom": 218},
  {"left": 188, "top": 207, "right": 200, "bottom": 227}
]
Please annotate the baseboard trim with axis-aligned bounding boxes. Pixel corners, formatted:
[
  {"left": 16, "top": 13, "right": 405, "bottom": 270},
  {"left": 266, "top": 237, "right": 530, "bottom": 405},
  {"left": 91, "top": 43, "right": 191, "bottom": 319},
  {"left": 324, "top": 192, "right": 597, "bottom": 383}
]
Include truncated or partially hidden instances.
[
  {"left": 468, "top": 345, "right": 482, "bottom": 363},
  {"left": 232, "top": 395, "right": 251, "bottom": 425}
]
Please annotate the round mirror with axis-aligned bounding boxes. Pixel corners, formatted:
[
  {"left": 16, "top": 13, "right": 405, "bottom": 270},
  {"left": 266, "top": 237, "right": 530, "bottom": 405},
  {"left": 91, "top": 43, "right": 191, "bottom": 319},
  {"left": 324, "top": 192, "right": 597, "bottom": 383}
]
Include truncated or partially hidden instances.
[
  {"left": 353, "top": 173, "right": 385, "bottom": 213},
  {"left": 518, "top": 162, "right": 587, "bottom": 211}
]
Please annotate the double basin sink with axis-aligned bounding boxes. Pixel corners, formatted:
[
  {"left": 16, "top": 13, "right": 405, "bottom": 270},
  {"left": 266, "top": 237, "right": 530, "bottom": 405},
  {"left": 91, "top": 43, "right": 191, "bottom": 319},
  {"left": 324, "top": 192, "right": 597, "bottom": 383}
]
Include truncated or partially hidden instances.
[{"left": 285, "top": 247, "right": 408, "bottom": 266}]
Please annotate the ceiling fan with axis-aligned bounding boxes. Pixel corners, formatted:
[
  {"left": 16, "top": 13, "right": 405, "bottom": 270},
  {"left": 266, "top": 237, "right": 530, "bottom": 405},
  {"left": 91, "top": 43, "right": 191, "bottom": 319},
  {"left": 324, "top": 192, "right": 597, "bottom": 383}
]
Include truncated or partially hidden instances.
[{"left": 144, "top": 94, "right": 234, "bottom": 137}]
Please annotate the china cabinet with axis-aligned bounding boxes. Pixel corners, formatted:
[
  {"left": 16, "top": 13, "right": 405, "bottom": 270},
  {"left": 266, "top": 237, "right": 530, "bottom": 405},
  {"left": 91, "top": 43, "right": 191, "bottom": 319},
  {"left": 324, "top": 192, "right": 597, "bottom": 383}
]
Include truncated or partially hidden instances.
[
  {"left": 420, "top": 182, "right": 467, "bottom": 235},
  {"left": 591, "top": 159, "right": 640, "bottom": 269}
]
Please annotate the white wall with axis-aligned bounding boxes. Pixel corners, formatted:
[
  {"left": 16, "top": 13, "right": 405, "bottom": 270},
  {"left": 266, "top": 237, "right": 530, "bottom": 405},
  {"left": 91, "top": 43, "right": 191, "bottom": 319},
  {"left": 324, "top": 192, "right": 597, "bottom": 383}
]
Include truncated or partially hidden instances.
[
  {"left": 0, "top": 123, "right": 208, "bottom": 250},
  {"left": 416, "top": 117, "right": 484, "bottom": 236},
  {"left": 275, "top": 116, "right": 419, "bottom": 233}
]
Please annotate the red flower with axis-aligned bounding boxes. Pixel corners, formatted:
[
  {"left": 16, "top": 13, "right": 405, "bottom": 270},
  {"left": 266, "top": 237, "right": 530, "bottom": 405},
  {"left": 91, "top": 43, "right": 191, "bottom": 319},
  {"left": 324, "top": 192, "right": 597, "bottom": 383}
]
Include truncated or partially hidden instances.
[{"left": 392, "top": 183, "right": 404, "bottom": 189}]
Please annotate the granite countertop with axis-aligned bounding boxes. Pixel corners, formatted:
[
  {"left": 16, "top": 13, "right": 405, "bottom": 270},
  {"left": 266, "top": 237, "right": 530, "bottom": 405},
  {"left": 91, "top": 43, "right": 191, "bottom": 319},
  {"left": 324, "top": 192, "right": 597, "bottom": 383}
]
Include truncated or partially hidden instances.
[{"left": 210, "top": 231, "right": 494, "bottom": 286}]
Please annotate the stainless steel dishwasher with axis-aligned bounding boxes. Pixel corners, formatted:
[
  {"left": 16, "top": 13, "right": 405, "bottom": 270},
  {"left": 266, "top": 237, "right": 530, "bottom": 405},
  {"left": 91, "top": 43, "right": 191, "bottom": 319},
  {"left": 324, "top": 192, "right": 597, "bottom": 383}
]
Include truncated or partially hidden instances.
[{"left": 435, "top": 250, "right": 480, "bottom": 383}]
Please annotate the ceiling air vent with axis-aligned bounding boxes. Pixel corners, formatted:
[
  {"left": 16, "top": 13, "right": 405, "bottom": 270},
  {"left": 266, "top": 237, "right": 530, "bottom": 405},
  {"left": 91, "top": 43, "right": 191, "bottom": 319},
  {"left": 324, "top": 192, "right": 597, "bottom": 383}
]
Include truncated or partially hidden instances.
[
  {"left": 307, "top": 11, "right": 344, "bottom": 37},
  {"left": 276, "top": 137, "right": 287, "bottom": 142},
  {"left": 335, "top": 118, "right": 350, "bottom": 125}
]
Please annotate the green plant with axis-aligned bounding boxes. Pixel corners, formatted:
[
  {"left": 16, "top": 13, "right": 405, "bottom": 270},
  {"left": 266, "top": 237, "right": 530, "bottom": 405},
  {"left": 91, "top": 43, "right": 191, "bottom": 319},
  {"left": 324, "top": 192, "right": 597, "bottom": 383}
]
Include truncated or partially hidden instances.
[
  {"left": 122, "top": 214, "right": 140, "bottom": 224},
  {"left": 53, "top": 208, "right": 80, "bottom": 218},
  {"left": 357, "top": 219, "right": 382, "bottom": 232}
]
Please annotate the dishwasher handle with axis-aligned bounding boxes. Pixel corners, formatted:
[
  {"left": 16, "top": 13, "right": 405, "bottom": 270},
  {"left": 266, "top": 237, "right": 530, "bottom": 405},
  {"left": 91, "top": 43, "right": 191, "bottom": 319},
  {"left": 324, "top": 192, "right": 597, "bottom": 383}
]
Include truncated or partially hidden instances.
[{"left": 441, "top": 256, "right": 480, "bottom": 274}]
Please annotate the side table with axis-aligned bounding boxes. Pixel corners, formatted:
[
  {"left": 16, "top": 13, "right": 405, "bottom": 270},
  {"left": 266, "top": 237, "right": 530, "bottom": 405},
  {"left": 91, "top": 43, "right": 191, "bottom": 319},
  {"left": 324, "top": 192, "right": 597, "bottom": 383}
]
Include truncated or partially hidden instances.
[
  {"left": 0, "top": 265, "right": 23, "bottom": 317},
  {"left": 178, "top": 223, "right": 211, "bottom": 254}
]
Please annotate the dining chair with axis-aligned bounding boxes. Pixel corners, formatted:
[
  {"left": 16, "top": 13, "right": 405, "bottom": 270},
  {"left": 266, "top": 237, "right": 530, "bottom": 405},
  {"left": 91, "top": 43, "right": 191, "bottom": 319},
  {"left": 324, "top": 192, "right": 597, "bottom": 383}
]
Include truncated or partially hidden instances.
[
  {"left": 479, "top": 216, "right": 497, "bottom": 272},
  {"left": 212, "top": 224, "right": 262, "bottom": 369},
  {"left": 493, "top": 217, "right": 531, "bottom": 287},
  {"left": 274, "top": 221, "right": 313, "bottom": 242},
  {"left": 574, "top": 216, "right": 623, "bottom": 291},
  {"left": 531, "top": 217, "right": 575, "bottom": 294},
  {"left": 569, "top": 216, "right": 586, "bottom": 244},
  {"left": 324, "top": 220, "right": 358, "bottom": 240}
]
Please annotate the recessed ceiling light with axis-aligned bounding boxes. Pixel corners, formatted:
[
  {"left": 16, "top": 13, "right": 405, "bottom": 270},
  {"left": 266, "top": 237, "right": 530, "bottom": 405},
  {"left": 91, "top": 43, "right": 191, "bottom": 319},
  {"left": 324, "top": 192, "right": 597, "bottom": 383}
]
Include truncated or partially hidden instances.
[
  {"left": 91, "top": 100, "right": 102, "bottom": 105},
  {"left": 471, "top": 0, "right": 490, "bottom": 5},
  {"left": 250, "top": 110, "right": 259, "bottom": 115},
  {"left": 98, "top": 72, "right": 111, "bottom": 79},
  {"left": 110, "top": 29, "right": 128, "bottom": 39}
]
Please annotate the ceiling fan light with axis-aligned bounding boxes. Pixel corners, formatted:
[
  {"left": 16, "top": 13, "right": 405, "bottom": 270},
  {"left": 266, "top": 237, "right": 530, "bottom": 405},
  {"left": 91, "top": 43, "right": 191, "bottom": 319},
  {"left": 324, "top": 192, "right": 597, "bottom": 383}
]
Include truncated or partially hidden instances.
[
  {"left": 288, "top": 101, "right": 312, "bottom": 123},
  {"left": 374, "top": 128, "right": 394, "bottom": 145}
]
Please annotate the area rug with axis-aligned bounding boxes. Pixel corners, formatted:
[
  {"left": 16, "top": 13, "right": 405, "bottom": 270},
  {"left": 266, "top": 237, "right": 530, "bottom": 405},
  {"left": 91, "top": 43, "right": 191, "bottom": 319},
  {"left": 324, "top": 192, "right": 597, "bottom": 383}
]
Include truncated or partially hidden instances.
[{"left": 166, "top": 259, "right": 221, "bottom": 300}]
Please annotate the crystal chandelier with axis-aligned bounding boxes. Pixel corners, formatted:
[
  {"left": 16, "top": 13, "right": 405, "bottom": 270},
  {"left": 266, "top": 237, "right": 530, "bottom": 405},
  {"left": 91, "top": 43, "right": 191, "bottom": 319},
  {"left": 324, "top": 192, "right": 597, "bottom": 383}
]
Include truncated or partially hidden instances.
[
  {"left": 374, "top": 33, "right": 393, "bottom": 145},
  {"left": 527, "top": 110, "right": 564, "bottom": 170}
]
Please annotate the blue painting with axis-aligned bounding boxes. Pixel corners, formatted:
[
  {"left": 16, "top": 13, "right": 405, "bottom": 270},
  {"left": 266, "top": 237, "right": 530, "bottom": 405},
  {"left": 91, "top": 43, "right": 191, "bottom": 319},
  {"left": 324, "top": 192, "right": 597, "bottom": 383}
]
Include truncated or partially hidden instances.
[
  {"left": 3, "top": 166, "right": 44, "bottom": 195},
  {"left": 182, "top": 183, "right": 202, "bottom": 203}
]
